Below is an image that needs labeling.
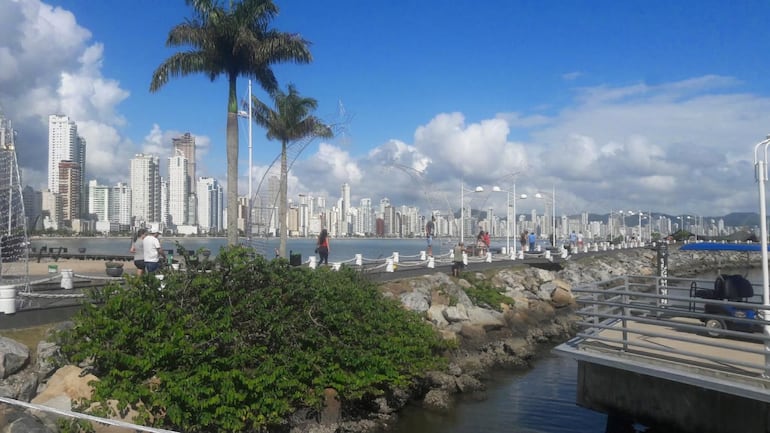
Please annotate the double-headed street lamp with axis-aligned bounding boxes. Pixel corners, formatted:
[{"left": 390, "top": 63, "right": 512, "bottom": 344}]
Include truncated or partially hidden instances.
[
  {"left": 460, "top": 184, "right": 484, "bottom": 244},
  {"left": 491, "top": 186, "right": 528, "bottom": 256},
  {"left": 534, "top": 186, "right": 556, "bottom": 246}
]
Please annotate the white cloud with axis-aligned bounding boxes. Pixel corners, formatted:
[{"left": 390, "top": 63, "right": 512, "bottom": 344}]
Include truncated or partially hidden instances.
[{"left": 0, "top": 0, "right": 131, "bottom": 190}]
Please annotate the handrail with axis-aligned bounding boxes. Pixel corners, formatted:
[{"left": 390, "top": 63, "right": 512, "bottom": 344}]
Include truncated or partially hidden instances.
[{"left": 566, "top": 274, "right": 770, "bottom": 384}]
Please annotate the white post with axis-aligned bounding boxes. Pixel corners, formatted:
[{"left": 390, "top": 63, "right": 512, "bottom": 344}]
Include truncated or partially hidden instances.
[
  {"left": 309, "top": 256, "right": 317, "bottom": 269},
  {"left": 754, "top": 136, "right": 770, "bottom": 376},
  {"left": 247, "top": 80, "right": 252, "bottom": 241},
  {"left": 460, "top": 182, "right": 464, "bottom": 245},
  {"left": 355, "top": 254, "right": 362, "bottom": 266},
  {"left": 485, "top": 252, "right": 492, "bottom": 263},
  {"left": 60, "top": 269, "right": 73, "bottom": 290},
  {"left": 0, "top": 285, "right": 16, "bottom": 314},
  {"left": 427, "top": 256, "right": 435, "bottom": 268},
  {"left": 506, "top": 189, "right": 510, "bottom": 255},
  {"left": 392, "top": 252, "right": 399, "bottom": 264},
  {"left": 420, "top": 251, "right": 426, "bottom": 260},
  {"left": 386, "top": 258, "right": 394, "bottom": 272},
  {"left": 462, "top": 251, "right": 468, "bottom": 266}
]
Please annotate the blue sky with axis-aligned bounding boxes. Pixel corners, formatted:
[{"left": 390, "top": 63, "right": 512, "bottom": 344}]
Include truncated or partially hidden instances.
[{"left": 4, "top": 0, "right": 770, "bottom": 219}]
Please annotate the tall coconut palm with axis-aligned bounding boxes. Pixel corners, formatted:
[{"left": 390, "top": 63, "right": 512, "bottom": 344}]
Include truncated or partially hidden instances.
[
  {"left": 251, "top": 84, "right": 333, "bottom": 258},
  {"left": 150, "top": 0, "right": 311, "bottom": 246}
]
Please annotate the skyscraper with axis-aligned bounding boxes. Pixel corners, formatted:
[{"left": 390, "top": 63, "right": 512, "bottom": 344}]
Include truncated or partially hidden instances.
[
  {"left": 58, "top": 161, "right": 81, "bottom": 223},
  {"left": 197, "top": 177, "right": 223, "bottom": 233},
  {"left": 48, "top": 115, "right": 85, "bottom": 197},
  {"left": 172, "top": 132, "right": 196, "bottom": 193},
  {"left": 341, "top": 183, "right": 350, "bottom": 235},
  {"left": 130, "top": 154, "right": 161, "bottom": 224},
  {"left": 168, "top": 152, "right": 189, "bottom": 227}
]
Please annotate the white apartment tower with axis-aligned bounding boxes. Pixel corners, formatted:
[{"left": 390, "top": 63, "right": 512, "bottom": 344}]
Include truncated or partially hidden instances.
[
  {"left": 130, "top": 154, "right": 161, "bottom": 224},
  {"left": 48, "top": 115, "right": 86, "bottom": 195},
  {"left": 197, "top": 177, "right": 223, "bottom": 233},
  {"left": 168, "top": 153, "right": 189, "bottom": 227},
  {"left": 172, "top": 133, "right": 196, "bottom": 192}
]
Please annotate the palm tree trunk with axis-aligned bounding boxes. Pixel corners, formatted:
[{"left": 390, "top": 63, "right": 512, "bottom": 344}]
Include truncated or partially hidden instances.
[
  {"left": 226, "top": 74, "right": 239, "bottom": 246},
  {"left": 279, "top": 140, "right": 288, "bottom": 258}
]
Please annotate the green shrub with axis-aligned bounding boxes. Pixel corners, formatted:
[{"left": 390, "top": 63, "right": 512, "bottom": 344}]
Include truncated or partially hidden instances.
[
  {"left": 58, "top": 246, "right": 447, "bottom": 432},
  {"left": 461, "top": 274, "right": 514, "bottom": 311}
]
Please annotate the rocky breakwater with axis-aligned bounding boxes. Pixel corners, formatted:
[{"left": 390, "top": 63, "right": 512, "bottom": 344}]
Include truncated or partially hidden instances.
[{"left": 0, "top": 246, "right": 750, "bottom": 432}]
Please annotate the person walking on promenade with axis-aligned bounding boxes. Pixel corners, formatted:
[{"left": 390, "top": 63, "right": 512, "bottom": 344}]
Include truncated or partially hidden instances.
[
  {"left": 143, "top": 227, "right": 166, "bottom": 274},
  {"left": 452, "top": 242, "right": 465, "bottom": 277},
  {"left": 316, "top": 229, "right": 330, "bottom": 266},
  {"left": 426, "top": 215, "right": 435, "bottom": 257},
  {"left": 528, "top": 231, "right": 537, "bottom": 252},
  {"left": 129, "top": 228, "right": 147, "bottom": 276},
  {"left": 520, "top": 231, "right": 527, "bottom": 253}
]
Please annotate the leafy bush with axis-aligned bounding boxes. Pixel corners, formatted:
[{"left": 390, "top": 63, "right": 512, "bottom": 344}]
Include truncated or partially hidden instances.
[
  {"left": 461, "top": 273, "right": 514, "bottom": 311},
  {"left": 58, "top": 246, "right": 447, "bottom": 432}
]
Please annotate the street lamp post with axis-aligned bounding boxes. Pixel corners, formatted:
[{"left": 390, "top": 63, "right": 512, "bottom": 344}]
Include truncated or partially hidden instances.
[
  {"left": 492, "top": 186, "right": 528, "bottom": 257},
  {"left": 535, "top": 187, "right": 556, "bottom": 247},
  {"left": 753, "top": 135, "right": 770, "bottom": 375},
  {"left": 460, "top": 183, "right": 484, "bottom": 245}
]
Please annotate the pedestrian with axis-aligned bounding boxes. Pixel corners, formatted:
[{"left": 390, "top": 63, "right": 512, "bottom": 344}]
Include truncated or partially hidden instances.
[
  {"left": 528, "top": 231, "right": 537, "bottom": 252},
  {"left": 476, "top": 230, "right": 486, "bottom": 256},
  {"left": 129, "top": 228, "right": 147, "bottom": 276},
  {"left": 520, "top": 231, "right": 527, "bottom": 252},
  {"left": 143, "top": 227, "right": 166, "bottom": 274},
  {"left": 452, "top": 242, "right": 465, "bottom": 277},
  {"left": 569, "top": 231, "right": 577, "bottom": 249},
  {"left": 426, "top": 215, "right": 435, "bottom": 256},
  {"left": 577, "top": 232, "right": 584, "bottom": 249},
  {"left": 316, "top": 228, "right": 330, "bottom": 265}
]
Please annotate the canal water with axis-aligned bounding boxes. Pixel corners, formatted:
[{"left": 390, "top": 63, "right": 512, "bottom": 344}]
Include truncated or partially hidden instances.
[{"left": 390, "top": 266, "right": 765, "bottom": 433}]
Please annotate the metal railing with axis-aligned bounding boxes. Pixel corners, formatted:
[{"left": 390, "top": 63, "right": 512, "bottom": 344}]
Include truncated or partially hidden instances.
[{"left": 561, "top": 274, "right": 770, "bottom": 400}]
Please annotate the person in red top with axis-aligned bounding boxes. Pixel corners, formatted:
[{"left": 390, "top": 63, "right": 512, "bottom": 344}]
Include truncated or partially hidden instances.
[{"left": 316, "top": 229, "right": 330, "bottom": 265}]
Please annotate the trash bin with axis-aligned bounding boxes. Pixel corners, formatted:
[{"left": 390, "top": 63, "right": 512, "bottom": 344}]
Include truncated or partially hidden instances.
[
  {"left": 166, "top": 249, "right": 174, "bottom": 265},
  {"left": 48, "top": 264, "right": 58, "bottom": 274},
  {"left": 289, "top": 251, "right": 302, "bottom": 266}
]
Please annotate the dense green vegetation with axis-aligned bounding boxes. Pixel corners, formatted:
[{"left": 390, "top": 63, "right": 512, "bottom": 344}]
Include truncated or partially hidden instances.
[
  {"left": 460, "top": 272, "right": 515, "bottom": 312},
  {"left": 58, "top": 246, "right": 448, "bottom": 432}
]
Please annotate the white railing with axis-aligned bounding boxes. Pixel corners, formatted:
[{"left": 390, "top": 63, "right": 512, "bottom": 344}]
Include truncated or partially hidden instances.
[{"left": 561, "top": 274, "right": 770, "bottom": 396}]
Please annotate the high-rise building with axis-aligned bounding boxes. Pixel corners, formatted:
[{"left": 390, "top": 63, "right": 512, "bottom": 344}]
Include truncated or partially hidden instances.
[
  {"left": 88, "top": 179, "right": 110, "bottom": 221},
  {"left": 359, "top": 198, "right": 372, "bottom": 235},
  {"left": 197, "top": 177, "right": 223, "bottom": 233},
  {"left": 111, "top": 182, "right": 132, "bottom": 226},
  {"left": 48, "top": 115, "right": 85, "bottom": 199},
  {"left": 168, "top": 153, "right": 189, "bottom": 227},
  {"left": 172, "top": 132, "right": 196, "bottom": 192},
  {"left": 22, "top": 186, "right": 42, "bottom": 230},
  {"left": 130, "top": 154, "right": 161, "bottom": 224},
  {"left": 341, "top": 182, "right": 350, "bottom": 235},
  {"left": 58, "top": 160, "right": 81, "bottom": 223}
]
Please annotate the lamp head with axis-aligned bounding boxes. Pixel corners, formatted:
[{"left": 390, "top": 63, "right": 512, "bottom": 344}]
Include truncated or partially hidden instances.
[
  {"left": 492, "top": 186, "right": 502, "bottom": 192},
  {"left": 474, "top": 186, "right": 484, "bottom": 193},
  {"left": 519, "top": 194, "right": 528, "bottom": 199}
]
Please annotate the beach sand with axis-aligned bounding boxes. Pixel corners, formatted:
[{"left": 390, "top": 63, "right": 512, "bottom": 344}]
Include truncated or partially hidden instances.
[{"left": 22, "top": 258, "right": 140, "bottom": 277}]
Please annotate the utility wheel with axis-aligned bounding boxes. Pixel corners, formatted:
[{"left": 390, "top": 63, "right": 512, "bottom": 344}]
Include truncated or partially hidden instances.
[{"left": 705, "top": 319, "right": 726, "bottom": 338}]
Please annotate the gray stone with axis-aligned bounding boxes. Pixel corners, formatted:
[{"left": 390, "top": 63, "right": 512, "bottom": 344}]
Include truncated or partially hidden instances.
[
  {"left": 427, "top": 305, "right": 449, "bottom": 328},
  {"left": 442, "top": 305, "right": 469, "bottom": 323},
  {"left": 465, "top": 306, "right": 504, "bottom": 331},
  {"left": 422, "top": 389, "right": 452, "bottom": 412},
  {"left": 0, "top": 337, "right": 30, "bottom": 379},
  {"left": 399, "top": 291, "right": 430, "bottom": 312}
]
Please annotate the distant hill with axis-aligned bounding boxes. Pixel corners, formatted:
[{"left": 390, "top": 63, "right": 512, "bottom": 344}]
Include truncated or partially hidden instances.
[{"left": 721, "top": 212, "right": 759, "bottom": 227}]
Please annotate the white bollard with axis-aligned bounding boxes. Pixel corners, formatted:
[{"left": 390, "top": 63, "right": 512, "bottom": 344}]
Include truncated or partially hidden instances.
[
  {"left": 485, "top": 252, "right": 492, "bottom": 263},
  {"left": 0, "top": 286, "right": 16, "bottom": 315},
  {"left": 517, "top": 250, "right": 524, "bottom": 260},
  {"left": 427, "top": 256, "right": 435, "bottom": 268},
  {"left": 309, "top": 256, "right": 317, "bottom": 269},
  {"left": 582, "top": 245, "right": 588, "bottom": 253},
  {"left": 420, "top": 251, "right": 426, "bottom": 261},
  {"left": 536, "top": 244, "right": 542, "bottom": 252},
  {"left": 332, "top": 262, "right": 341, "bottom": 271},
  {"left": 450, "top": 249, "right": 455, "bottom": 260},
  {"left": 392, "top": 252, "right": 399, "bottom": 264},
  {"left": 501, "top": 247, "right": 507, "bottom": 255},
  {"left": 462, "top": 252, "right": 468, "bottom": 265},
  {"left": 544, "top": 250, "right": 551, "bottom": 260},
  {"left": 60, "top": 269, "right": 74, "bottom": 290},
  {"left": 355, "top": 254, "right": 362, "bottom": 266},
  {"left": 510, "top": 250, "right": 516, "bottom": 260},
  {"left": 386, "top": 258, "right": 394, "bottom": 272}
]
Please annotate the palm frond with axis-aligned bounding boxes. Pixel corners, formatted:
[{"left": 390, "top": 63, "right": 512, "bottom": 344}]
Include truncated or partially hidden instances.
[{"left": 150, "top": 51, "right": 218, "bottom": 92}]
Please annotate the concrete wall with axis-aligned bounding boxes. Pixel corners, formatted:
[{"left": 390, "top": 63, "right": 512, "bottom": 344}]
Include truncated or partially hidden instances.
[{"left": 577, "top": 362, "right": 770, "bottom": 433}]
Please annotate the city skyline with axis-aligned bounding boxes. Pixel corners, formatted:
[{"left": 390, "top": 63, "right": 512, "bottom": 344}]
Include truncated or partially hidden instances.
[{"left": 4, "top": 1, "right": 770, "bottom": 218}]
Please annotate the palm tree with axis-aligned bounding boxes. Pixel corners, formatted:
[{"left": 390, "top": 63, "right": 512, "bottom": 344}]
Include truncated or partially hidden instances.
[
  {"left": 150, "top": 0, "right": 311, "bottom": 246},
  {"left": 251, "top": 84, "right": 333, "bottom": 258}
]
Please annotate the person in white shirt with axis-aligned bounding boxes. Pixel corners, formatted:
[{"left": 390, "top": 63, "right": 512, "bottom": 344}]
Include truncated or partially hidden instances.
[{"left": 143, "top": 228, "right": 166, "bottom": 273}]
